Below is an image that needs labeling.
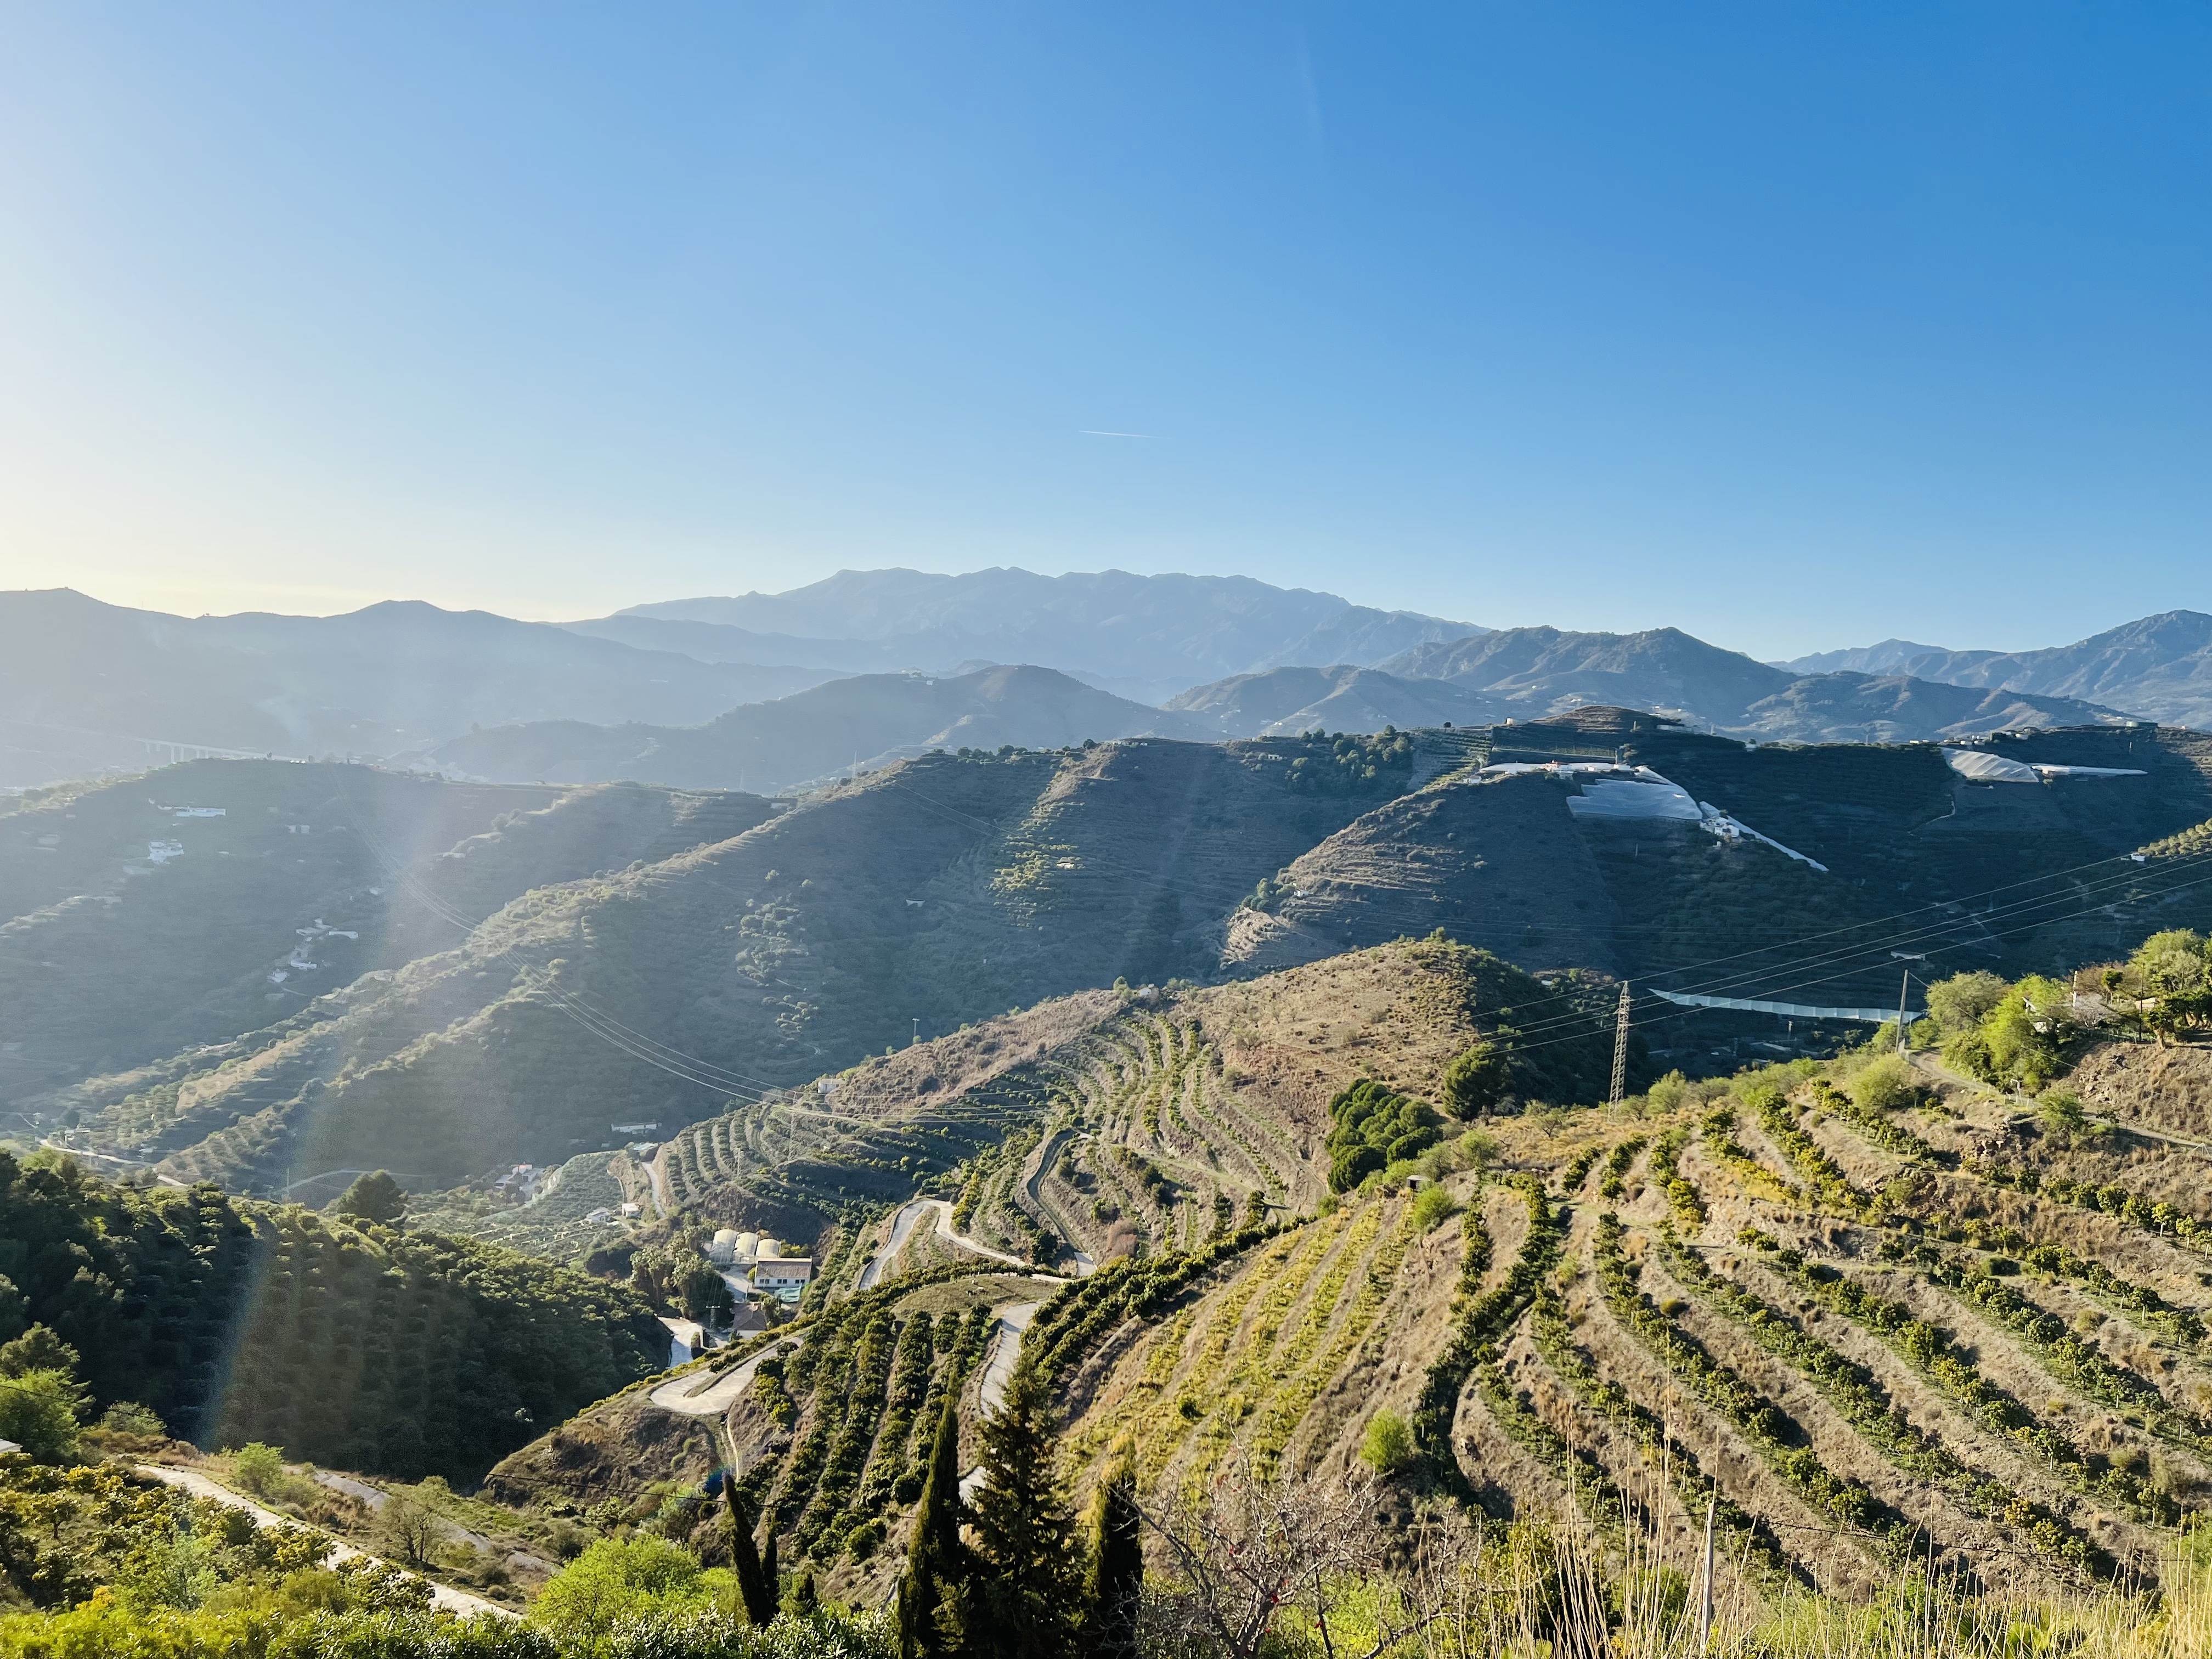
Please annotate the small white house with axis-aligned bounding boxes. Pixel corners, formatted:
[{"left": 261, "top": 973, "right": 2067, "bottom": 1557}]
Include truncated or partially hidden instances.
[{"left": 751, "top": 1256, "right": 814, "bottom": 1296}]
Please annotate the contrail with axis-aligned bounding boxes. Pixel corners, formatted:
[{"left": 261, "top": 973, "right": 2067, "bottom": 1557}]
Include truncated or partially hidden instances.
[{"left": 1079, "top": 429, "right": 1163, "bottom": 439}]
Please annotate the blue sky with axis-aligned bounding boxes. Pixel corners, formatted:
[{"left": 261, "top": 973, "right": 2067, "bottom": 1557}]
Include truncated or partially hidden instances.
[{"left": 1, "top": 3, "right": 2205, "bottom": 657}]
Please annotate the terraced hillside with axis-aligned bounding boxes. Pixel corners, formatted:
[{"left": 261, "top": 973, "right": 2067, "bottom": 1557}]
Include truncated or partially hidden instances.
[
  {"left": 0, "top": 761, "right": 777, "bottom": 1110},
  {"left": 1228, "top": 714, "right": 2212, "bottom": 1015},
  {"left": 30, "top": 717, "right": 2212, "bottom": 1203},
  {"left": 1033, "top": 1045, "right": 2212, "bottom": 1610},
  {"left": 467, "top": 901, "right": 2212, "bottom": 1622},
  {"left": 477, "top": 939, "right": 1615, "bottom": 1585},
  {"left": 42, "top": 736, "right": 1429, "bottom": 1191},
  {"left": 648, "top": 938, "right": 1612, "bottom": 1284}
]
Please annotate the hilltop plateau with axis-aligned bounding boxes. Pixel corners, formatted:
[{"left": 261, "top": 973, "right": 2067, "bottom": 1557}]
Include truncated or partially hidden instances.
[{"left": 1228, "top": 714, "right": 2212, "bottom": 1015}]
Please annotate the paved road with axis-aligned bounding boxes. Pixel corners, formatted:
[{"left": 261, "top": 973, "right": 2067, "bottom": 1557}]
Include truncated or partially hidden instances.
[
  {"left": 856, "top": 1197, "right": 1037, "bottom": 1289},
  {"left": 136, "top": 1464, "right": 513, "bottom": 1620},
  {"left": 648, "top": 1335, "right": 804, "bottom": 1418},
  {"left": 959, "top": 1299, "right": 1044, "bottom": 1502},
  {"left": 977, "top": 1301, "right": 1041, "bottom": 1414},
  {"left": 857, "top": 1198, "right": 936, "bottom": 1290},
  {"left": 1022, "top": 1130, "right": 1098, "bottom": 1277}
]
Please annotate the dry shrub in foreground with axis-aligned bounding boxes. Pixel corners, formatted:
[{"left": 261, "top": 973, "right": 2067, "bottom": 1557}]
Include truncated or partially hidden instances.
[{"left": 1130, "top": 1458, "right": 2212, "bottom": 1659}]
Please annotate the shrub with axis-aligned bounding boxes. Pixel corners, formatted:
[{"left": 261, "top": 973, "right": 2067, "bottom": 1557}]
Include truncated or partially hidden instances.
[
  {"left": 231, "top": 1441, "right": 286, "bottom": 1499},
  {"left": 1647, "top": 1071, "right": 1690, "bottom": 1114},
  {"left": 1323, "top": 1080, "right": 1441, "bottom": 1194},
  {"left": 2036, "top": 1086, "right": 2107, "bottom": 1150},
  {"left": 98, "top": 1401, "right": 166, "bottom": 1438},
  {"left": 1441, "top": 1039, "right": 1509, "bottom": 1115},
  {"left": 0, "top": 1370, "right": 84, "bottom": 1461},
  {"left": 1849, "top": 1055, "right": 1917, "bottom": 1114},
  {"left": 530, "top": 1536, "right": 733, "bottom": 1648},
  {"left": 1361, "top": 1407, "right": 1414, "bottom": 1474},
  {"left": 1410, "top": 1185, "right": 1459, "bottom": 1232},
  {"left": 1925, "top": 970, "right": 2009, "bottom": 1039}
]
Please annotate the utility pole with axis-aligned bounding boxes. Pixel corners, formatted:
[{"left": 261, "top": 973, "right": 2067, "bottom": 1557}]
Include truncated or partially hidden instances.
[
  {"left": 911, "top": 1017, "right": 920, "bottom": 1048},
  {"left": 1891, "top": 952, "right": 1926, "bottom": 1056},
  {"left": 1609, "top": 982, "right": 1632, "bottom": 1105}
]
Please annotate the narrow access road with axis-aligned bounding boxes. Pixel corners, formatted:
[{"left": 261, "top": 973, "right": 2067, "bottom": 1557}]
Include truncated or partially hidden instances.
[
  {"left": 648, "top": 1335, "right": 804, "bottom": 1418},
  {"left": 857, "top": 1197, "right": 1042, "bottom": 1289},
  {"left": 857, "top": 1198, "right": 935, "bottom": 1290},
  {"left": 977, "top": 1302, "right": 1041, "bottom": 1414},
  {"left": 959, "top": 1299, "right": 1042, "bottom": 1503},
  {"left": 135, "top": 1464, "right": 513, "bottom": 1620},
  {"left": 1022, "top": 1129, "right": 1098, "bottom": 1277}
]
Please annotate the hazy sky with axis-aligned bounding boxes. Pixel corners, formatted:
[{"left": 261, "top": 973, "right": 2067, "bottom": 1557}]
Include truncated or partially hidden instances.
[{"left": 2, "top": 3, "right": 2205, "bottom": 657}]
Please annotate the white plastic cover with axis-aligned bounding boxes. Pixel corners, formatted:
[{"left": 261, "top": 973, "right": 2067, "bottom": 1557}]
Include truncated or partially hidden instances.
[{"left": 1942, "top": 748, "right": 2040, "bottom": 784}]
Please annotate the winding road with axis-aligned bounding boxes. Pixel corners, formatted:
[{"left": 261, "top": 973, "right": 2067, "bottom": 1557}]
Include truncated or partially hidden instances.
[
  {"left": 856, "top": 1197, "right": 1037, "bottom": 1289},
  {"left": 648, "top": 1335, "right": 805, "bottom": 1418},
  {"left": 1022, "top": 1129, "right": 1098, "bottom": 1277}
]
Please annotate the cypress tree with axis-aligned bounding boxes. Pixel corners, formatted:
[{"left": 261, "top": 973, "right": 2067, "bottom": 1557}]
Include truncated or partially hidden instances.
[
  {"left": 762, "top": 1524, "right": 779, "bottom": 1605},
  {"left": 895, "top": 1387, "right": 969, "bottom": 1659},
  {"left": 968, "top": 1357, "right": 1083, "bottom": 1659},
  {"left": 722, "top": 1477, "right": 777, "bottom": 1627},
  {"left": 1084, "top": 1441, "right": 1142, "bottom": 1656}
]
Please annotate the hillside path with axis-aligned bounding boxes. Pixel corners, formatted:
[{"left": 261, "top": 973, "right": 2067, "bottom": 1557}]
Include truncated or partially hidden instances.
[
  {"left": 648, "top": 1335, "right": 804, "bottom": 1418},
  {"left": 134, "top": 1464, "right": 514, "bottom": 1620},
  {"left": 977, "top": 1300, "right": 1041, "bottom": 1414},
  {"left": 1910, "top": 1050, "right": 2212, "bottom": 1152}
]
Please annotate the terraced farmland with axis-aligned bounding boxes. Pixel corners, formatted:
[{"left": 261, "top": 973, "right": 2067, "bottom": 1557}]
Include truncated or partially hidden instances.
[{"left": 1008, "top": 1039, "right": 2212, "bottom": 1617}]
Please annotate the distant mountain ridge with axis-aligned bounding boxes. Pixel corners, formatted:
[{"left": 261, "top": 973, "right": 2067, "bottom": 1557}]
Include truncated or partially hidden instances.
[
  {"left": 9, "top": 582, "right": 2203, "bottom": 799},
  {"left": 430, "top": 663, "right": 1205, "bottom": 792},
  {"left": 1782, "top": 611, "right": 2212, "bottom": 728},
  {"left": 1167, "top": 649, "right": 2127, "bottom": 745},
  {"left": 0, "top": 588, "right": 834, "bottom": 789},
  {"left": 608, "top": 567, "right": 1482, "bottom": 704}
]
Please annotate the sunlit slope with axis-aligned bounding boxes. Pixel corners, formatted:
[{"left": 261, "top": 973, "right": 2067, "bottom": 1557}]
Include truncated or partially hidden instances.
[
  {"left": 1034, "top": 1043, "right": 2212, "bottom": 1606},
  {"left": 653, "top": 936, "right": 1617, "bottom": 1274},
  {"left": 478, "top": 946, "right": 1598, "bottom": 1607},
  {"left": 67, "top": 739, "right": 1415, "bottom": 1192}
]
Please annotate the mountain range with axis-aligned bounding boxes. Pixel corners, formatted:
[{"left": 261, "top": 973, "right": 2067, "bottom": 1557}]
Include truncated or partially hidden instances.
[
  {"left": 602, "top": 566, "right": 1481, "bottom": 704},
  {"left": 0, "top": 588, "right": 834, "bottom": 789},
  {"left": 6, "top": 578, "right": 2209, "bottom": 798},
  {"left": 1781, "top": 610, "right": 2212, "bottom": 729},
  {"left": 438, "top": 628, "right": 2135, "bottom": 795}
]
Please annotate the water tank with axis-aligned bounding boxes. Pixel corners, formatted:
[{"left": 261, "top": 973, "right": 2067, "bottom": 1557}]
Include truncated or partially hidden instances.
[
  {"left": 735, "top": 1231, "right": 761, "bottom": 1259},
  {"left": 757, "top": 1238, "right": 782, "bottom": 1260}
]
